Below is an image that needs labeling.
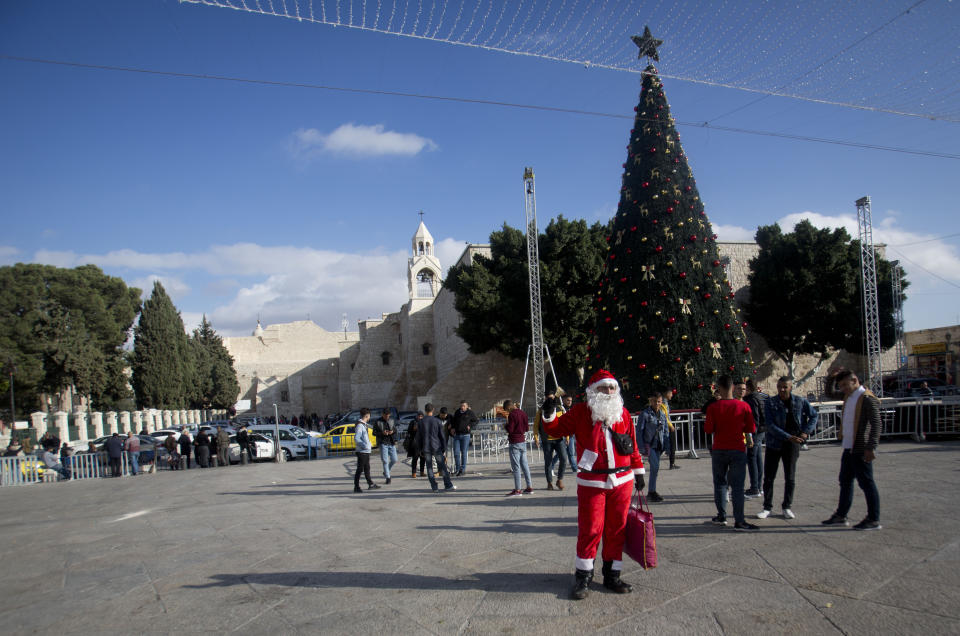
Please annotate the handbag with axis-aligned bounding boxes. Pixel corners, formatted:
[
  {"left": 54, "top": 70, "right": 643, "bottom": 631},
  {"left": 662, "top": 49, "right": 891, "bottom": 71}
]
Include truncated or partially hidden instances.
[{"left": 624, "top": 492, "right": 657, "bottom": 569}]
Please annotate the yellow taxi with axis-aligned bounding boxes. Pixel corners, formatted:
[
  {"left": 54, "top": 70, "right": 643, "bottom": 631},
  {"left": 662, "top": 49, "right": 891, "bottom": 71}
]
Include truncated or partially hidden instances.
[{"left": 320, "top": 423, "right": 379, "bottom": 451}]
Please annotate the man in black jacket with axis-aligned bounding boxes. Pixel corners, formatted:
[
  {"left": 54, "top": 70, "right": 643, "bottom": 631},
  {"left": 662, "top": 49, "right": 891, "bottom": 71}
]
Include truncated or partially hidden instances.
[
  {"left": 822, "top": 370, "right": 882, "bottom": 530},
  {"left": 372, "top": 408, "right": 398, "bottom": 484},
  {"left": 450, "top": 401, "right": 478, "bottom": 476},
  {"left": 741, "top": 379, "right": 766, "bottom": 498},
  {"left": 417, "top": 404, "right": 455, "bottom": 493},
  {"left": 104, "top": 433, "right": 124, "bottom": 477}
]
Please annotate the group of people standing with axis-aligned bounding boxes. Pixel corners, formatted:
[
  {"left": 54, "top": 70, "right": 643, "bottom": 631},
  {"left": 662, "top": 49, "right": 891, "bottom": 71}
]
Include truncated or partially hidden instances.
[
  {"left": 703, "top": 372, "right": 882, "bottom": 532},
  {"left": 352, "top": 402, "right": 480, "bottom": 493},
  {"left": 161, "top": 426, "right": 234, "bottom": 470}
]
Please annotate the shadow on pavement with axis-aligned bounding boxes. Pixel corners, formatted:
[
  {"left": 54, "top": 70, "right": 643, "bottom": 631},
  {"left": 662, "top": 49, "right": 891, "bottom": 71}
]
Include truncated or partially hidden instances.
[{"left": 183, "top": 570, "right": 573, "bottom": 597}]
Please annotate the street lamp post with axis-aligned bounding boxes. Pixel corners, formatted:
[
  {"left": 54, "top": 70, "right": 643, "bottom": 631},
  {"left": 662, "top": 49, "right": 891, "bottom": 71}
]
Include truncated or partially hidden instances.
[
  {"left": 5, "top": 361, "right": 15, "bottom": 427},
  {"left": 273, "top": 403, "right": 283, "bottom": 463}
]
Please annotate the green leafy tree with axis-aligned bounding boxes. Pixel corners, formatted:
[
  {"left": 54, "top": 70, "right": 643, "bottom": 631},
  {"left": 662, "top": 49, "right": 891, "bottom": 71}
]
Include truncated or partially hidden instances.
[
  {"left": 189, "top": 315, "right": 240, "bottom": 409},
  {"left": 444, "top": 216, "right": 608, "bottom": 392},
  {"left": 131, "top": 281, "right": 190, "bottom": 409},
  {"left": 586, "top": 61, "right": 754, "bottom": 410},
  {"left": 0, "top": 264, "right": 141, "bottom": 416},
  {"left": 744, "top": 220, "right": 907, "bottom": 381}
]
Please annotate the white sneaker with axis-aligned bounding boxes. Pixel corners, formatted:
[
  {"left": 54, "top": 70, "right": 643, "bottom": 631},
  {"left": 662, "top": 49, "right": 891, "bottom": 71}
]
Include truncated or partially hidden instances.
[
  {"left": 756, "top": 509, "right": 771, "bottom": 519},
  {"left": 783, "top": 508, "right": 796, "bottom": 520}
]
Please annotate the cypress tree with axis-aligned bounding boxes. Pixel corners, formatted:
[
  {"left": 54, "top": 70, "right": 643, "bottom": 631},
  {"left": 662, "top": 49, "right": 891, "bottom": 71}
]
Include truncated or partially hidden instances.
[
  {"left": 586, "top": 29, "right": 755, "bottom": 409},
  {"left": 189, "top": 315, "right": 240, "bottom": 409},
  {"left": 132, "top": 281, "right": 189, "bottom": 409}
]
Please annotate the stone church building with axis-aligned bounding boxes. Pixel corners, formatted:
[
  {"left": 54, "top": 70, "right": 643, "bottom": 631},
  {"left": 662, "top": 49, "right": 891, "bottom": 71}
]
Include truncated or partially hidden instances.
[{"left": 224, "top": 220, "right": 887, "bottom": 419}]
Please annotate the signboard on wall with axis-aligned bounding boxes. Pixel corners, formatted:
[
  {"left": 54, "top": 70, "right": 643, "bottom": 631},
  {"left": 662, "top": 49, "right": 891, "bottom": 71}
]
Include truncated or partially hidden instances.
[{"left": 912, "top": 342, "right": 946, "bottom": 355}]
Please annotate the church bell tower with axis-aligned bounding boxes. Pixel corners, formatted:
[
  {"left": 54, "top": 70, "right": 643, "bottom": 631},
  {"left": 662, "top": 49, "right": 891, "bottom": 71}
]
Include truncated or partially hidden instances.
[{"left": 408, "top": 214, "right": 442, "bottom": 301}]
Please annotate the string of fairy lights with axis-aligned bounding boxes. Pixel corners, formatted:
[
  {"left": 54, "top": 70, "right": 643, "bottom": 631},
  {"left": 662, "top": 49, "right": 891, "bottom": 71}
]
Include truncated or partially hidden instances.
[{"left": 180, "top": 0, "right": 960, "bottom": 122}]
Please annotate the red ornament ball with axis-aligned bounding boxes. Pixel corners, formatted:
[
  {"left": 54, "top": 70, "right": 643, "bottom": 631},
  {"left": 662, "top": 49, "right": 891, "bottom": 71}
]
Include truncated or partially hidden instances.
[
  {"left": 699, "top": 321, "right": 706, "bottom": 327},
  {"left": 688, "top": 235, "right": 698, "bottom": 242},
  {"left": 694, "top": 346, "right": 702, "bottom": 353},
  {"left": 744, "top": 347, "right": 751, "bottom": 353},
  {"left": 660, "top": 291, "right": 667, "bottom": 297},
  {"left": 655, "top": 246, "right": 663, "bottom": 253},
  {"left": 618, "top": 338, "right": 625, "bottom": 344},
  {"left": 642, "top": 181, "right": 650, "bottom": 188},
  {"left": 604, "top": 317, "right": 612, "bottom": 322},
  {"left": 724, "top": 323, "right": 731, "bottom": 329},
  {"left": 674, "top": 357, "right": 681, "bottom": 362},
  {"left": 649, "top": 147, "right": 657, "bottom": 153},
  {"left": 703, "top": 293, "right": 711, "bottom": 299},
  {"left": 620, "top": 277, "right": 627, "bottom": 282},
  {"left": 668, "top": 317, "right": 676, "bottom": 324},
  {"left": 679, "top": 272, "right": 687, "bottom": 279},
  {"left": 641, "top": 301, "right": 648, "bottom": 307},
  {"left": 712, "top": 260, "right": 721, "bottom": 266},
  {"left": 639, "top": 363, "right": 647, "bottom": 369}
]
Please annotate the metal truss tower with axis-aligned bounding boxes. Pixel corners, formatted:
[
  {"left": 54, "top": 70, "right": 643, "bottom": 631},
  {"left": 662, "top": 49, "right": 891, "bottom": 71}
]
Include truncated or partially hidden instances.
[
  {"left": 523, "top": 167, "right": 546, "bottom": 409},
  {"left": 856, "top": 196, "right": 883, "bottom": 396},
  {"left": 891, "top": 260, "right": 906, "bottom": 393}
]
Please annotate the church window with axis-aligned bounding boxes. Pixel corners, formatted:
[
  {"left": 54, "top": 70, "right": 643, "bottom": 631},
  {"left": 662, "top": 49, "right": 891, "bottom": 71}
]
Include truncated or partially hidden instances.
[
  {"left": 422, "top": 343, "right": 431, "bottom": 355},
  {"left": 381, "top": 351, "right": 391, "bottom": 366},
  {"left": 417, "top": 270, "right": 435, "bottom": 297},
  {"left": 418, "top": 241, "right": 424, "bottom": 255},
  {"left": 280, "top": 390, "right": 289, "bottom": 402}
]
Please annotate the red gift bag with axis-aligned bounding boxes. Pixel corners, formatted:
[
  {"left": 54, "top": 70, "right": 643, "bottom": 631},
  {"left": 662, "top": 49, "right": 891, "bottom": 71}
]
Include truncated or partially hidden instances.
[{"left": 624, "top": 492, "right": 657, "bottom": 569}]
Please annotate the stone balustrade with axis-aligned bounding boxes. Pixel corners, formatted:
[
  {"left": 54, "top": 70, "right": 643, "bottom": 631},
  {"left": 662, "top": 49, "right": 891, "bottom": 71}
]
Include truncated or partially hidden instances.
[{"left": 16, "top": 409, "right": 230, "bottom": 445}]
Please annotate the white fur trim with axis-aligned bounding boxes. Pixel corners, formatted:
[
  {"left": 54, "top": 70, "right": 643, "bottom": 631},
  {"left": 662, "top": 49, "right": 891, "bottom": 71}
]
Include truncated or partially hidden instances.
[
  {"left": 542, "top": 411, "right": 558, "bottom": 423},
  {"left": 590, "top": 378, "right": 619, "bottom": 390},
  {"left": 577, "top": 469, "right": 634, "bottom": 490},
  {"left": 575, "top": 556, "right": 595, "bottom": 571},
  {"left": 603, "top": 427, "right": 616, "bottom": 467},
  {"left": 633, "top": 468, "right": 645, "bottom": 475}
]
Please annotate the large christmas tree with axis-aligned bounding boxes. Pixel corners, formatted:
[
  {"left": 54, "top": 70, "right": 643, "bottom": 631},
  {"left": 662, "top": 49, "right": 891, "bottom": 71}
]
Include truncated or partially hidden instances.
[{"left": 586, "top": 28, "right": 755, "bottom": 410}]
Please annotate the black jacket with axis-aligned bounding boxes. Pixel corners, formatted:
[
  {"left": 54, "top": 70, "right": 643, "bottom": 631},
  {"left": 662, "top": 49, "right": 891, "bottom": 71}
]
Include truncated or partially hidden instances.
[
  {"left": 372, "top": 417, "right": 397, "bottom": 446},
  {"left": 450, "top": 408, "right": 478, "bottom": 435},
  {"left": 744, "top": 392, "right": 767, "bottom": 432},
  {"left": 104, "top": 435, "right": 124, "bottom": 459},
  {"left": 417, "top": 415, "right": 446, "bottom": 454}
]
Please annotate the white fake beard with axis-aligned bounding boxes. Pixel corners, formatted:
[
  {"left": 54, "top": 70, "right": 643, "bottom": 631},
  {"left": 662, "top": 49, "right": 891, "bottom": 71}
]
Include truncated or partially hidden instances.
[{"left": 586, "top": 387, "right": 624, "bottom": 427}]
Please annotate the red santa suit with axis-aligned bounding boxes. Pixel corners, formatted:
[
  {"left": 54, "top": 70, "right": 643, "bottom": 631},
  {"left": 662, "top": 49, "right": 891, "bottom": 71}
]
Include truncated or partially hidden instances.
[{"left": 542, "top": 371, "right": 644, "bottom": 572}]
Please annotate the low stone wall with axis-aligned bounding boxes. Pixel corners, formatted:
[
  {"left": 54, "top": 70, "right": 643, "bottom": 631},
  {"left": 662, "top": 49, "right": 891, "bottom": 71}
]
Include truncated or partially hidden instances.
[{"left": 9, "top": 408, "right": 230, "bottom": 445}]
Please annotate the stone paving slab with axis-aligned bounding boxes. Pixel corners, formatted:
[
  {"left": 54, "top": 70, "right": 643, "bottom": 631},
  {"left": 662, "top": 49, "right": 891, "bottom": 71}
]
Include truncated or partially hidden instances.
[{"left": 1, "top": 440, "right": 958, "bottom": 635}]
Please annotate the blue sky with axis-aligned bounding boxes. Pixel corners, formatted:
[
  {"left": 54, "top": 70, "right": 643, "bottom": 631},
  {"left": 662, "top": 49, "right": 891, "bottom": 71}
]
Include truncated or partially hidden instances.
[{"left": 2, "top": 0, "right": 959, "bottom": 338}]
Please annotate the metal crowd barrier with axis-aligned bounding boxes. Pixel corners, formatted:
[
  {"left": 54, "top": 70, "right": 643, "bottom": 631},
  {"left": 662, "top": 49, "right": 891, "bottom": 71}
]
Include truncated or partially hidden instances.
[
  {"left": 665, "top": 395, "right": 960, "bottom": 458},
  {"left": 0, "top": 451, "right": 137, "bottom": 487}
]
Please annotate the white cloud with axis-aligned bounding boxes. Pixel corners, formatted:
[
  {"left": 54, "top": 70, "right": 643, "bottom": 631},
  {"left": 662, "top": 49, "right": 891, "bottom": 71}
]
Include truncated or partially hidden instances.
[
  {"left": 290, "top": 123, "right": 438, "bottom": 158},
  {"left": 130, "top": 274, "right": 192, "bottom": 300},
  {"left": 713, "top": 224, "right": 755, "bottom": 241},
  {"left": 0, "top": 246, "right": 20, "bottom": 265}
]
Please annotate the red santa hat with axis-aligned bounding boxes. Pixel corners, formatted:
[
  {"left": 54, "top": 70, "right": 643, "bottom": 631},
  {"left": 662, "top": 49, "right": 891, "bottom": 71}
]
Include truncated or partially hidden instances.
[{"left": 587, "top": 369, "right": 619, "bottom": 391}]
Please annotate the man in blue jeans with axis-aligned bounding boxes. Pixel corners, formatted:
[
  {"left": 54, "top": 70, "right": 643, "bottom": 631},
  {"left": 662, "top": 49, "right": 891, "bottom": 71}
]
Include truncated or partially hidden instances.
[
  {"left": 450, "top": 400, "right": 477, "bottom": 476},
  {"left": 637, "top": 391, "right": 668, "bottom": 502},
  {"left": 503, "top": 399, "right": 533, "bottom": 496},
  {"left": 416, "top": 403, "right": 456, "bottom": 493},
  {"left": 372, "top": 409, "right": 398, "bottom": 485},
  {"left": 704, "top": 375, "right": 758, "bottom": 531}
]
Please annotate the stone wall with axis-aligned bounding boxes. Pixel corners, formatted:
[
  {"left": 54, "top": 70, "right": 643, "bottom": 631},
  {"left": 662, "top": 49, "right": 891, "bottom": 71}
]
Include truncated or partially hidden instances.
[{"left": 10, "top": 408, "right": 227, "bottom": 447}]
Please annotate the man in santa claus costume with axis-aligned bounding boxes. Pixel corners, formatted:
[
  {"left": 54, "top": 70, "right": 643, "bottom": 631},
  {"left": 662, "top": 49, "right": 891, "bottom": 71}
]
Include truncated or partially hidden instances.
[{"left": 541, "top": 369, "right": 645, "bottom": 600}]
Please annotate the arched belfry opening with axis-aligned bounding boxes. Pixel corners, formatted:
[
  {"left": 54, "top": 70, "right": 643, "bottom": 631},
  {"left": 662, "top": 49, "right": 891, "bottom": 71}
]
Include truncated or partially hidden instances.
[{"left": 408, "top": 213, "right": 442, "bottom": 301}]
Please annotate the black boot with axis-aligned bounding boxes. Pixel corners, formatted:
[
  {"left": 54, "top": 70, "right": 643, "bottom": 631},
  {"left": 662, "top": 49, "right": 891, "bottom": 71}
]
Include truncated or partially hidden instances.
[
  {"left": 570, "top": 568, "right": 593, "bottom": 600},
  {"left": 602, "top": 561, "right": 632, "bottom": 594}
]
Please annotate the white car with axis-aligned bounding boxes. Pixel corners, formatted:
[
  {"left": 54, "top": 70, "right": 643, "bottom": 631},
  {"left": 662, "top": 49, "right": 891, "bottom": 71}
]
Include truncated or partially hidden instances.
[
  {"left": 228, "top": 433, "right": 275, "bottom": 462},
  {"left": 149, "top": 429, "right": 181, "bottom": 442}
]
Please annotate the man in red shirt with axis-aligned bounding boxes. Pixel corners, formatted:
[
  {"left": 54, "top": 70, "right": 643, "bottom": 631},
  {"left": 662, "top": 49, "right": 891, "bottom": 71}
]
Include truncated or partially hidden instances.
[
  {"left": 542, "top": 369, "right": 645, "bottom": 600},
  {"left": 704, "top": 375, "right": 758, "bottom": 531}
]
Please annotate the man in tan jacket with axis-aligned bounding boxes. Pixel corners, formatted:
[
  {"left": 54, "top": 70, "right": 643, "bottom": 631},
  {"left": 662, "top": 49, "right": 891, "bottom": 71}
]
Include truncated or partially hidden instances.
[{"left": 822, "top": 370, "right": 882, "bottom": 530}]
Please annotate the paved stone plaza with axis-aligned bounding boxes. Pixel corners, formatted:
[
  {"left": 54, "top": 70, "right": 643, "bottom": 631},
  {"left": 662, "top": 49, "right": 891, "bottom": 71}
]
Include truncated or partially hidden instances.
[{"left": 1, "top": 441, "right": 958, "bottom": 635}]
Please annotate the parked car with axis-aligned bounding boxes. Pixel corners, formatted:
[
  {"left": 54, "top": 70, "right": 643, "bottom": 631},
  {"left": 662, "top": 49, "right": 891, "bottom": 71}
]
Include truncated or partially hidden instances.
[
  {"left": 87, "top": 435, "right": 157, "bottom": 462},
  {"left": 247, "top": 424, "right": 311, "bottom": 461},
  {"left": 319, "top": 422, "right": 379, "bottom": 452},
  {"left": 883, "top": 376, "right": 955, "bottom": 397},
  {"left": 227, "top": 433, "right": 275, "bottom": 462},
  {"left": 149, "top": 429, "right": 181, "bottom": 442},
  {"left": 332, "top": 407, "right": 399, "bottom": 428}
]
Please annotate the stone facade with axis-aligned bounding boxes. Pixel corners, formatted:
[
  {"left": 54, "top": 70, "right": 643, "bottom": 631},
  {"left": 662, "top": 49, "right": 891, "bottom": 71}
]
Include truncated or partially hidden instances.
[{"left": 223, "top": 225, "right": 908, "bottom": 417}]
